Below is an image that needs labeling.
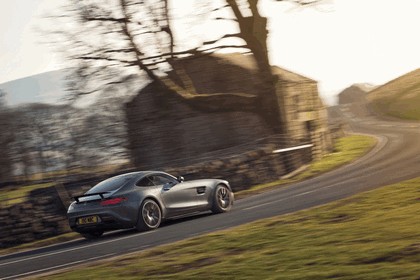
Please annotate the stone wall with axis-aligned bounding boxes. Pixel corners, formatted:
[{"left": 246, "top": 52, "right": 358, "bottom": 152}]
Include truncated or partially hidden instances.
[
  {"left": 0, "top": 144, "right": 312, "bottom": 248},
  {"left": 0, "top": 187, "right": 70, "bottom": 248},
  {"left": 166, "top": 143, "right": 311, "bottom": 191}
]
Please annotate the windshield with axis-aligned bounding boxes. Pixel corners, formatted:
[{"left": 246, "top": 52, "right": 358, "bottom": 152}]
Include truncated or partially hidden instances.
[{"left": 86, "top": 174, "right": 135, "bottom": 194}]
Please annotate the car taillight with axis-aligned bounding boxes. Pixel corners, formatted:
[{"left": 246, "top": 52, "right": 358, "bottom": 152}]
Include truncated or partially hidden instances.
[{"left": 100, "top": 197, "right": 127, "bottom": 206}]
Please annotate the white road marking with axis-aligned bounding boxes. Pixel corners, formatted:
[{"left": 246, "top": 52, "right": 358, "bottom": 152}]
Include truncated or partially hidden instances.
[
  {"left": 1, "top": 253, "right": 115, "bottom": 280},
  {"left": 242, "top": 186, "right": 332, "bottom": 211},
  {"left": 0, "top": 231, "right": 153, "bottom": 267},
  {"left": 243, "top": 198, "right": 288, "bottom": 211},
  {"left": 294, "top": 190, "right": 317, "bottom": 197}
]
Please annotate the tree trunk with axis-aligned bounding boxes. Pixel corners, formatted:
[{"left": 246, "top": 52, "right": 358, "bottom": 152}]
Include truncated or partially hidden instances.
[{"left": 226, "top": 0, "right": 287, "bottom": 134}]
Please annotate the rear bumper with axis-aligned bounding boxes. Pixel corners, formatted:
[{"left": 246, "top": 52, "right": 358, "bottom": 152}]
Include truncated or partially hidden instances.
[
  {"left": 68, "top": 213, "right": 134, "bottom": 232},
  {"left": 68, "top": 205, "right": 136, "bottom": 233}
]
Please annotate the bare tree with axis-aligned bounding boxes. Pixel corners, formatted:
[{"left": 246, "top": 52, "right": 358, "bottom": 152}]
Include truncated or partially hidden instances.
[
  {"left": 56, "top": 0, "right": 193, "bottom": 96},
  {"left": 52, "top": 0, "right": 321, "bottom": 133},
  {"left": 211, "top": 0, "right": 322, "bottom": 132},
  {"left": 6, "top": 101, "right": 129, "bottom": 179},
  {"left": 8, "top": 104, "right": 66, "bottom": 177}
]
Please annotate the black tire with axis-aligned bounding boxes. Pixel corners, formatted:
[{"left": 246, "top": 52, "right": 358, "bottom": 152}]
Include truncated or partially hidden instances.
[
  {"left": 136, "top": 199, "right": 162, "bottom": 231},
  {"left": 81, "top": 230, "right": 104, "bottom": 240},
  {"left": 211, "top": 184, "right": 233, "bottom": 214}
]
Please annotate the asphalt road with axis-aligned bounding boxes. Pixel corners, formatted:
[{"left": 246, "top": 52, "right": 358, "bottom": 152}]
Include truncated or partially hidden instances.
[{"left": 1, "top": 106, "right": 420, "bottom": 279}]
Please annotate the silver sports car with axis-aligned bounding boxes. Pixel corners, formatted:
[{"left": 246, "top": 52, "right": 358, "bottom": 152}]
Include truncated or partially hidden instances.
[{"left": 67, "top": 171, "right": 234, "bottom": 239}]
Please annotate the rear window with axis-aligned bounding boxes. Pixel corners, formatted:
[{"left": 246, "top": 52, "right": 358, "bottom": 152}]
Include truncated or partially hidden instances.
[{"left": 86, "top": 174, "right": 134, "bottom": 194}]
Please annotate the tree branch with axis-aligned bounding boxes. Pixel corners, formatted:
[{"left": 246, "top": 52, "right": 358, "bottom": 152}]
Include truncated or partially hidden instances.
[
  {"left": 201, "top": 33, "right": 242, "bottom": 47},
  {"left": 214, "top": 17, "right": 238, "bottom": 22},
  {"left": 225, "top": 0, "right": 244, "bottom": 21},
  {"left": 83, "top": 16, "right": 129, "bottom": 23},
  {"left": 277, "top": 0, "right": 321, "bottom": 5},
  {"left": 119, "top": 0, "right": 158, "bottom": 81},
  {"left": 78, "top": 55, "right": 138, "bottom": 66}
]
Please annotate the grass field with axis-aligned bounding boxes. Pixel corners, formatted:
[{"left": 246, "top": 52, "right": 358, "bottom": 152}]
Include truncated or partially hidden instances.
[
  {"left": 368, "top": 68, "right": 420, "bottom": 120},
  {"left": 41, "top": 177, "right": 420, "bottom": 280}
]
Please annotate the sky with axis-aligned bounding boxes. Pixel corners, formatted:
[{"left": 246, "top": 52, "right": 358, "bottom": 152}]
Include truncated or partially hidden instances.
[
  {"left": 0, "top": 0, "right": 64, "bottom": 84},
  {"left": 0, "top": 0, "right": 419, "bottom": 105}
]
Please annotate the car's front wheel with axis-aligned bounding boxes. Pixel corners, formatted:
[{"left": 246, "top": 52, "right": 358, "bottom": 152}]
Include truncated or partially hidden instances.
[
  {"left": 136, "top": 199, "right": 162, "bottom": 231},
  {"left": 211, "top": 184, "right": 233, "bottom": 213}
]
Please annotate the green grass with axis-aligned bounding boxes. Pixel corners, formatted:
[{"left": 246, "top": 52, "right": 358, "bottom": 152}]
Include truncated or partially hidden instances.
[
  {"left": 368, "top": 68, "right": 420, "bottom": 121},
  {"left": 296, "top": 134, "right": 376, "bottom": 178},
  {"left": 237, "top": 134, "right": 376, "bottom": 198},
  {"left": 41, "top": 177, "right": 420, "bottom": 280}
]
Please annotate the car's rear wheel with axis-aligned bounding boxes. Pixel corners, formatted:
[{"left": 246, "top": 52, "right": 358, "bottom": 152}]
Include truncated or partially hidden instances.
[
  {"left": 136, "top": 199, "right": 162, "bottom": 231},
  {"left": 212, "top": 184, "right": 233, "bottom": 213},
  {"left": 81, "top": 230, "right": 104, "bottom": 240}
]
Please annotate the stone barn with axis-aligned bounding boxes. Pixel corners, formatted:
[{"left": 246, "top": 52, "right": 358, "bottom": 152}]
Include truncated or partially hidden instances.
[{"left": 126, "top": 53, "right": 331, "bottom": 178}]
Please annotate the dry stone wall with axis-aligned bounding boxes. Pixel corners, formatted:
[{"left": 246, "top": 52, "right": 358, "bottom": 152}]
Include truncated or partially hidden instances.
[{"left": 0, "top": 188, "right": 70, "bottom": 248}]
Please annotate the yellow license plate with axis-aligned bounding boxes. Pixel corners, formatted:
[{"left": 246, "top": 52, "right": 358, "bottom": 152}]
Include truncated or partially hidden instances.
[{"left": 78, "top": 216, "right": 100, "bottom": 225}]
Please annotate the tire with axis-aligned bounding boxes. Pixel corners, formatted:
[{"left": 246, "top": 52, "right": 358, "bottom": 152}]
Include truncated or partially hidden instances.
[
  {"left": 211, "top": 184, "right": 233, "bottom": 214},
  {"left": 81, "top": 230, "right": 104, "bottom": 240},
  {"left": 136, "top": 199, "right": 162, "bottom": 231}
]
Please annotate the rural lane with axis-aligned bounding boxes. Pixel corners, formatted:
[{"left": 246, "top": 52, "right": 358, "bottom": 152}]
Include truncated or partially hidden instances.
[{"left": 1, "top": 105, "right": 420, "bottom": 279}]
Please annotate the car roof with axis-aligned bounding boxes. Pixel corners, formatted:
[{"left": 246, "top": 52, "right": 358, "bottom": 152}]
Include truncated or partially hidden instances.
[{"left": 118, "top": 171, "right": 170, "bottom": 177}]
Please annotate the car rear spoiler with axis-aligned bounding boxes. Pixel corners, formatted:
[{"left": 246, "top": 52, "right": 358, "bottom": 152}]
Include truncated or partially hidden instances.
[{"left": 73, "top": 192, "right": 109, "bottom": 203}]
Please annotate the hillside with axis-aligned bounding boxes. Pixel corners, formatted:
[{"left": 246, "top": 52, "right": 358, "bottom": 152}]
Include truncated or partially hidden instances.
[
  {"left": 0, "top": 70, "right": 146, "bottom": 108},
  {"left": 0, "top": 70, "right": 69, "bottom": 106},
  {"left": 338, "top": 84, "right": 369, "bottom": 105},
  {"left": 367, "top": 68, "right": 420, "bottom": 120}
]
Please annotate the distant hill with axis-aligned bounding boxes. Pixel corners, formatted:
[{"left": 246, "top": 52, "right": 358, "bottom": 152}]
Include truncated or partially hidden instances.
[
  {"left": 337, "top": 83, "right": 377, "bottom": 118},
  {"left": 0, "top": 70, "right": 147, "bottom": 108},
  {"left": 352, "top": 83, "right": 377, "bottom": 93},
  {"left": 338, "top": 84, "right": 374, "bottom": 105},
  {"left": 0, "top": 70, "right": 69, "bottom": 106},
  {"left": 367, "top": 69, "right": 420, "bottom": 120}
]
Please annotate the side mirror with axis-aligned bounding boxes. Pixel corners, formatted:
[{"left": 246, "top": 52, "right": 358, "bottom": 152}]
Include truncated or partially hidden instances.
[
  {"left": 177, "top": 176, "right": 185, "bottom": 182},
  {"left": 163, "top": 182, "right": 173, "bottom": 191}
]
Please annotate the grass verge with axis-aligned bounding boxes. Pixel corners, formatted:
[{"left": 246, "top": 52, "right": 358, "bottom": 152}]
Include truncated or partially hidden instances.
[{"left": 41, "top": 177, "right": 420, "bottom": 280}]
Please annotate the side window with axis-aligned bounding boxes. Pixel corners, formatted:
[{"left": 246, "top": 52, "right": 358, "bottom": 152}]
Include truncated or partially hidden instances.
[
  {"left": 152, "top": 175, "right": 170, "bottom": 185},
  {"left": 136, "top": 177, "right": 154, "bottom": 187},
  {"left": 136, "top": 174, "right": 178, "bottom": 187},
  {"left": 156, "top": 175, "right": 178, "bottom": 185}
]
